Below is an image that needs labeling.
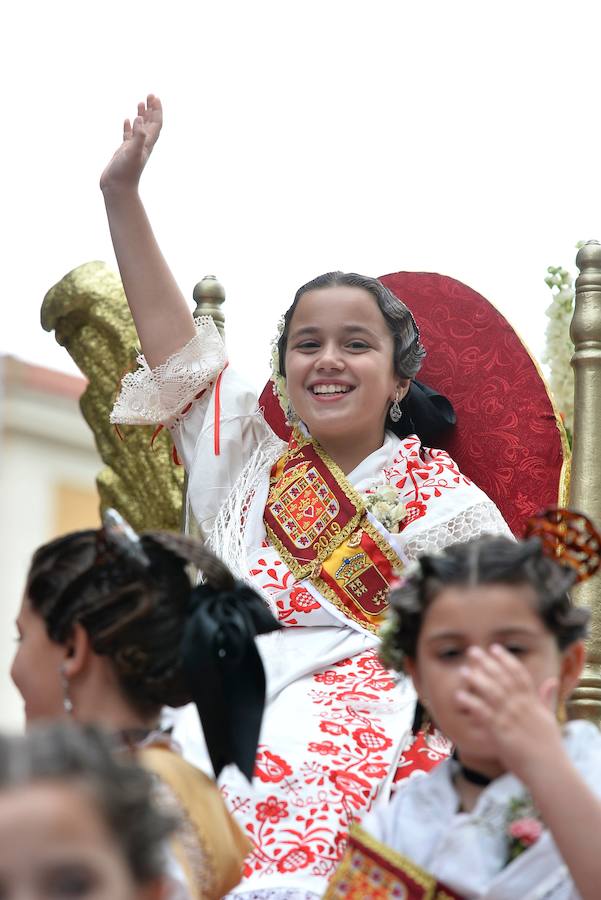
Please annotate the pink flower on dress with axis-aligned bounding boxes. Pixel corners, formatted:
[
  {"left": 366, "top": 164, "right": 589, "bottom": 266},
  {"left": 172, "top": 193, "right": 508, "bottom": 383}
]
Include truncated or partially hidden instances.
[
  {"left": 352, "top": 727, "right": 393, "bottom": 752},
  {"left": 288, "top": 586, "right": 321, "bottom": 613},
  {"left": 314, "top": 670, "right": 346, "bottom": 685},
  {"left": 308, "top": 740, "right": 339, "bottom": 756},
  {"left": 508, "top": 817, "right": 543, "bottom": 846},
  {"left": 256, "top": 795, "right": 289, "bottom": 824},
  {"left": 320, "top": 721, "right": 349, "bottom": 736}
]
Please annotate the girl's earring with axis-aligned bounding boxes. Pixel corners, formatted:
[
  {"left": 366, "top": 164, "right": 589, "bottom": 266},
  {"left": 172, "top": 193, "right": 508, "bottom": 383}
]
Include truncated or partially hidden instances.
[
  {"left": 389, "top": 390, "right": 402, "bottom": 423},
  {"left": 556, "top": 697, "right": 567, "bottom": 726},
  {"left": 59, "top": 664, "right": 74, "bottom": 716}
]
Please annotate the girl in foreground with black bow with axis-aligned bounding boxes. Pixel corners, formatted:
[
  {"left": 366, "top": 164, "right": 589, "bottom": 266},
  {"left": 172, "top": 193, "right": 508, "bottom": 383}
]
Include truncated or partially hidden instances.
[
  {"left": 11, "top": 510, "right": 279, "bottom": 900},
  {"left": 326, "top": 510, "right": 601, "bottom": 900}
]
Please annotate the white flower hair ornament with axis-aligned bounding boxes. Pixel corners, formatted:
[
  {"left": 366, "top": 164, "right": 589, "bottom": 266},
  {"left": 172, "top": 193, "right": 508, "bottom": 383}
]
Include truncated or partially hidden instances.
[{"left": 270, "top": 315, "right": 295, "bottom": 424}]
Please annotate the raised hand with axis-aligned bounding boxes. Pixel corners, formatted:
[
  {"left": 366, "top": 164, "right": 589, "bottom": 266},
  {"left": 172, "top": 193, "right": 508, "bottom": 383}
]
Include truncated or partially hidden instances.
[
  {"left": 100, "top": 95, "right": 163, "bottom": 193},
  {"left": 455, "top": 644, "right": 564, "bottom": 782}
]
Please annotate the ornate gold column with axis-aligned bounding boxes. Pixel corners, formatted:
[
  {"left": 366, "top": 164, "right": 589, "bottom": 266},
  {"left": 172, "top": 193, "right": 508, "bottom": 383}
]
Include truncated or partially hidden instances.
[
  {"left": 567, "top": 240, "right": 601, "bottom": 724},
  {"left": 181, "top": 275, "right": 226, "bottom": 537}
]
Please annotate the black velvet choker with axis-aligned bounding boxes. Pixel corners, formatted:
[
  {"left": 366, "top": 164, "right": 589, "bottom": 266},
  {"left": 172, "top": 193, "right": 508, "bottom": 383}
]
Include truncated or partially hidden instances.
[{"left": 453, "top": 751, "right": 493, "bottom": 787}]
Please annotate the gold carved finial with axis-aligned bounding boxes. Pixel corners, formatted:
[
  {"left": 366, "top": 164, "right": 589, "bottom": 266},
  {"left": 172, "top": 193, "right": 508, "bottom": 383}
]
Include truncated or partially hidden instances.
[
  {"left": 41, "top": 261, "right": 184, "bottom": 532},
  {"left": 567, "top": 240, "right": 601, "bottom": 725},
  {"left": 193, "top": 275, "right": 225, "bottom": 337}
]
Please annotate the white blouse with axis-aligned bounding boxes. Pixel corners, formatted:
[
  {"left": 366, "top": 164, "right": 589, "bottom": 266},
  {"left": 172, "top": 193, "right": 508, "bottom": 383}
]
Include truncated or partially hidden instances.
[{"left": 362, "top": 720, "right": 601, "bottom": 899}]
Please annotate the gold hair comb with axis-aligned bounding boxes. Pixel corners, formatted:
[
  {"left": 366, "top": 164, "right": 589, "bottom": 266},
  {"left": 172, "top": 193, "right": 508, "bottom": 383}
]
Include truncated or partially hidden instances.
[{"left": 524, "top": 508, "right": 601, "bottom": 583}]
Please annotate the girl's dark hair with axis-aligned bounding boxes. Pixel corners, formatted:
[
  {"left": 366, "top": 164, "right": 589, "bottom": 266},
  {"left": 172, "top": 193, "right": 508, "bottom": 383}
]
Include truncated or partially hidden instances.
[
  {"left": 26, "top": 528, "right": 236, "bottom": 718},
  {"left": 381, "top": 534, "right": 590, "bottom": 670},
  {"left": 0, "top": 722, "right": 176, "bottom": 883},
  {"left": 277, "top": 271, "right": 426, "bottom": 429}
]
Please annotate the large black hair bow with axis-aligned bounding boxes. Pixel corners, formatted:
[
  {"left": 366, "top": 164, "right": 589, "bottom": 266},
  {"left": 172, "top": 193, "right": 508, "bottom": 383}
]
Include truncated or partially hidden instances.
[
  {"left": 181, "top": 582, "right": 281, "bottom": 781},
  {"left": 397, "top": 379, "right": 456, "bottom": 445}
]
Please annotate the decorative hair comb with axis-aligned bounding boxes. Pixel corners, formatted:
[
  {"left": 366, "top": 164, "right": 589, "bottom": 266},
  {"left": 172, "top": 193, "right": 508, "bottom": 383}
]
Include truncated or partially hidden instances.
[
  {"left": 99, "top": 508, "right": 151, "bottom": 572},
  {"left": 524, "top": 508, "right": 601, "bottom": 583}
]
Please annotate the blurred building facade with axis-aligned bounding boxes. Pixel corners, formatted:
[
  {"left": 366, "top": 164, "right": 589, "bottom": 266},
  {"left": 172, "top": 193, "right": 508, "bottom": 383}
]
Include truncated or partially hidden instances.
[{"left": 0, "top": 356, "right": 100, "bottom": 730}]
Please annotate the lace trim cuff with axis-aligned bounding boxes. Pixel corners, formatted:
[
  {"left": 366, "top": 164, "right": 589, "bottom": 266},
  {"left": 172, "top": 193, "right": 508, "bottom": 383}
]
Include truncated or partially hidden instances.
[{"left": 110, "top": 316, "right": 227, "bottom": 425}]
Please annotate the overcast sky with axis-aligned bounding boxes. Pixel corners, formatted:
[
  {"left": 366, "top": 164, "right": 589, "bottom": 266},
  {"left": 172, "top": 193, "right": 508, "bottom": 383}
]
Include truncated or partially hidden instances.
[{"left": 3, "top": 0, "right": 600, "bottom": 390}]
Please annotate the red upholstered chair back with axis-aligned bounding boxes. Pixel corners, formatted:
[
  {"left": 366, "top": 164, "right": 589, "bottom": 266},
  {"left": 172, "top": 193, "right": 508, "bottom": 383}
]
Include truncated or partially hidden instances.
[{"left": 258, "top": 271, "right": 568, "bottom": 536}]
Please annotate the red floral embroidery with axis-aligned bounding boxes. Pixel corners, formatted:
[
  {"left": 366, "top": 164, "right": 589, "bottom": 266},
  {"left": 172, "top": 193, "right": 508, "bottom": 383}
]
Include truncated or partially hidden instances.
[
  {"left": 319, "top": 721, "right": 349, "bottom": 736},
  {"left": 352, "top": 728, "right": 393, "bottom": 753},
  {"left": 308, "top": 740, "right": 340, "bottom": 756},
  {"left": 360, "top": 762, "right": 388, "bottom": 778},
  {"left": 314, "top": 670, "right": 346, "bottom": 685},
  {"left": 276, "top": 846, "right": 316, "bottom": 873},
  {"left": 254, "top": 749, "right": 293, "bottom": 783},
  {"left": 328, "top": 770, "right": 372, "bottom": 808},
  {"left": 357, "top": 656, "right": 385, "bottom": 673},
  {"left": 256, "top": 796, "right": 289, "bottom": 824},
  {"left": 288, "top": 586, "right": 320, "bottom": 612},
  {"left": 399, "top": 499, "right": 428, "bottom": 530},
  {"left": 228, "top": 648, "right": 448, "bottom": 888}
]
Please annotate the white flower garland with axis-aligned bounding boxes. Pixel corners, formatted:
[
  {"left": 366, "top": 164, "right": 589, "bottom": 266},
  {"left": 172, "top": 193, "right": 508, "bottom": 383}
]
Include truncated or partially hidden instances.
[
  {"left": 270, "top": 315, "right": 291, "bottom": 419},
  {"left": 543, "top": 263, "right": 575, "bottom": 440}
]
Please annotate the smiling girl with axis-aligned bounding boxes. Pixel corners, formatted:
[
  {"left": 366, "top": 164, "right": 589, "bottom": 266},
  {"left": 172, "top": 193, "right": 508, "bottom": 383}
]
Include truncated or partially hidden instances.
[
  {"left": 326, "top": 511, "right": 601, "bottom": 899},
  {"left": 102, "top": 96, "right": 511, "bottom": 899}
]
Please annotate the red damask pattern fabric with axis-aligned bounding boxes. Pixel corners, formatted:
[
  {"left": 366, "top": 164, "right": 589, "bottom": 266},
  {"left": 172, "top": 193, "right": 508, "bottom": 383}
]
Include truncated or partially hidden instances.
[{"left": 259, "top": 272, "right": 566, "bottom": 535}]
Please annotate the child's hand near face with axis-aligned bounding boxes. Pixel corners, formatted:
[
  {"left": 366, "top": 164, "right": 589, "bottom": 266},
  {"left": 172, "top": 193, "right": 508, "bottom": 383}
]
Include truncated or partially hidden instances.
[{"left": 456, "top": 644, "right": 564, "bottom": 783}]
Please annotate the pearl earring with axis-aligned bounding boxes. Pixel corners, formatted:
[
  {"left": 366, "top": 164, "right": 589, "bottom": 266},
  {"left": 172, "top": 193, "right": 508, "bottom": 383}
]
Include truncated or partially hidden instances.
[{"left": 59, "top": 664, "right": 74, "bottom": 716}]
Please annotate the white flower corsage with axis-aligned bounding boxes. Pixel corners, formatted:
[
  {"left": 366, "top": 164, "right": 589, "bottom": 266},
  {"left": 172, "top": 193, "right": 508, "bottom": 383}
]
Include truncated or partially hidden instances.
[{"left": 361, "top": 483, "right": 407, "bottom": 534}]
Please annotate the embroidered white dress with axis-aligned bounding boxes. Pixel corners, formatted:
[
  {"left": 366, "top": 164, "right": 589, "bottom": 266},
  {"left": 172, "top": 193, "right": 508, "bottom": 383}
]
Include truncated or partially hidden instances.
[
  {"left": 361, "top": 720, "right": 601, "bottom": 899},
  {"left": 112, "top": 318, "right": 512, "bottom": 900}
]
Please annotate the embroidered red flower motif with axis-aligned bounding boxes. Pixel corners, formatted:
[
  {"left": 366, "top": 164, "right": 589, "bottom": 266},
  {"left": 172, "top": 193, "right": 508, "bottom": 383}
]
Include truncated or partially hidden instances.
[
  {"left": 254, "top": 750, "right": 293, "bottom": 783},
  {"left": 399, "top": 499, "right": 427, "bottom": 530},
  {"left": 352, "top": 727, "right": 393, "bottom": 752},
  {"left": 357, "top": 656, "right": 384, "bottom": 673},
  {"left": 334, "top": 657, "right": 354, "bottom": 667},
  {"left": 320, "top": 721, "right": 349, "bottom": 736},
  {"left": 360, "top": 762, "right": 388, "bottom": 778},
  {"left": 334, "top": 830, "right": 348, "bottom": 856},
  {"left": 276, "top": 846, "right": 316, "bottom": 872},
  {"left": 308, "top": 740, "right": 339, "bottom": 756},
  {"left": 314, "top": 670, "right": 346, "bottom": 685},
  {"left": 328, "top": 770, "right": 372, "bottom": 807},
  {"left": 508, "top": 817, "right": 543, "bottom": 846},
  {"left": 255, "top": 795, "right": 289, "bottom": 824},
  {"left": 369, "top": 676, "right": 397, "bottom": 691},
  {"left": 288, "top": 586, "right": 321, "bottom": 613}
]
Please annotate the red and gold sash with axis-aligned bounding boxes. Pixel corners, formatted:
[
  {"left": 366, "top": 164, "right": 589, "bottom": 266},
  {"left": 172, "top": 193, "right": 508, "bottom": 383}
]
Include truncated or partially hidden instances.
[
  {"left": 324, "top": 825, "right": 464, "bottom": 900},
  {"left": 263, "top": 430, "right": 404, "bottom": 633}
]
